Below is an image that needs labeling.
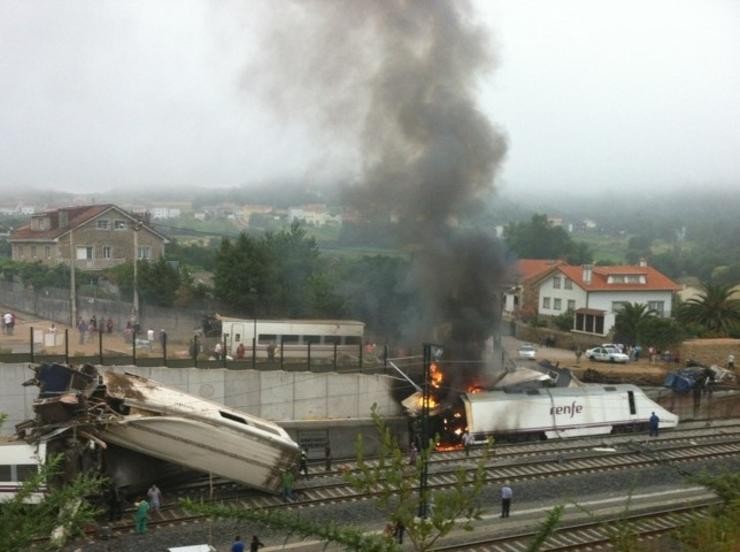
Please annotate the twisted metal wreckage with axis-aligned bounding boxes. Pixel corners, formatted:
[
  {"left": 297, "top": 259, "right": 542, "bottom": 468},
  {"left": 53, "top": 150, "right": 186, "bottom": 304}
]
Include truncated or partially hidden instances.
[{"left": 17, "top": 363, "right": 299, "bottom": 494}]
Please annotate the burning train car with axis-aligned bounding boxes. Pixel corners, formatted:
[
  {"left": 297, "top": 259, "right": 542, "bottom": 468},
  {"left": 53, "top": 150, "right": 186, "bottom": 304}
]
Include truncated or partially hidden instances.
[
  {"left": 15, "top": 363, "right": 299, "bottom": 494},
  {"left": 403, "top": 361, "right": 678, "bottom": 444}
]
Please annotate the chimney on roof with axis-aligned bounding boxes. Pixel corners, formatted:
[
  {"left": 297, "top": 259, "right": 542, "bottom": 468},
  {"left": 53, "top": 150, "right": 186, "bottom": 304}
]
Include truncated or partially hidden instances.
[
  {"left": 582, "top": 264, "right": 592, "bottom": 284},
  {"left": 639, "top": 257, "right": 648, "bottom": 267},
  {"left": 58, "top": 210, "right": 69, "bottom": 229}
]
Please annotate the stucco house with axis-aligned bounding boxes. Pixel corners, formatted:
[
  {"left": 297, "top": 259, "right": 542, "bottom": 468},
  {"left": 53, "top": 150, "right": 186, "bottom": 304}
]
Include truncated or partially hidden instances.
[
  {"left": 503, "top": 259, "right": 565, "bottom": 315},
  {"left": 532, "top": 260, "right": 681, "bottom": 336},
  {"left": 9, "top": 204, "right": 168, "bottom": 270}
]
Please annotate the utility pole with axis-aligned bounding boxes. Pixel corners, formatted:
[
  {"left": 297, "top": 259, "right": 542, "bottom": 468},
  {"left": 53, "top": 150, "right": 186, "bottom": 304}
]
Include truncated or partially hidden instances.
[
  {"left": 132, "top": 221, "right": 142, "bottom": 320},
  {"left": 69, "top": 229, "right": 77, "bottom": 328}
]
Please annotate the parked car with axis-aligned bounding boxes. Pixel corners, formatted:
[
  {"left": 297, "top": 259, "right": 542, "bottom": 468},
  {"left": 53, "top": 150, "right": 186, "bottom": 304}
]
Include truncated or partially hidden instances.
[
  {"left": 586, "top": 346, "right": 630, "bottom": 363},
  {"left": 518, "top": 344, "right": 537, "bottom": 360}
]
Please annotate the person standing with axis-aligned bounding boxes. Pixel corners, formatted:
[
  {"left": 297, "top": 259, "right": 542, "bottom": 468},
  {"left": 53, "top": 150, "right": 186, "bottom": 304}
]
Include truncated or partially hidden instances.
[
  {"left": 298, "top": 448, "right": 309, "bottom": 478},
  {"left": 214, "top": 341, "right": 223, "bottom": 360},
  {"left": 134, "top": 497, "right": 150, "bottom": 534},
  {"left": 728, "top": 354, "right": 735, "bottom": 370},
  {"left": 78, "top": 319, "right": 88, "bottom": 344},
  {"left": 324, "top": 443, "right": 332, "bottom": 471},
  {"left": 500, "top": 482, "right": 512, "bottom": 518},
  {"left": 236, "top": 342, "right": 246, "bottom": 359},
  {"left": 147, "top": 484, "right": 162, "bottom": 515},
  {"left": 408, "top": 443, "right": 418, "bottom": 466},
  {"left": 462, "top": 430, "right": 473, "bottom": 457},
  {"left": 231, "top": 535, "right": 245, "bottom": 552},
  {"left": 649, "top": 412, "right": 660, "bottom": 437},
  {"left": 249, "top": 535, "right": 265, "bottom": 552},
  {"left": 281, "top": 469, "right": 294, "bottom": 501},
  {"left": 106, "top": 318, "right": 114, "bottom": 334}
]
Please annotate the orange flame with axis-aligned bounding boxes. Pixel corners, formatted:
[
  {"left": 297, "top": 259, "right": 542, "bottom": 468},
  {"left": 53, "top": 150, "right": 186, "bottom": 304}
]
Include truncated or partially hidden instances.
[
  {"left": 416, "top": 395, "right": 438, "bottom": 409},
  {"left": 430, "top": 362, "right": 443, "bottom": 389}
]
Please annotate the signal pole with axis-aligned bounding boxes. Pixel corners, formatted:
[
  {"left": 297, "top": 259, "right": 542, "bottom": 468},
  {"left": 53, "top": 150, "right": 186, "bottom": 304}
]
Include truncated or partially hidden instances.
[{"left": 418, "top": 342, "right": 443, "bottom": 519}]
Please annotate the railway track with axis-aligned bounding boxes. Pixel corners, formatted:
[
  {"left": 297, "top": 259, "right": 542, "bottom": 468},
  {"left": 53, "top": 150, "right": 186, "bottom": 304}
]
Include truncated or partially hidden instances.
[
  {"left": 431, "top": 501, "right": 717, "bottom": 551},
  {"left": 105, "top": 427, "right": 740, "bottom": 536}
]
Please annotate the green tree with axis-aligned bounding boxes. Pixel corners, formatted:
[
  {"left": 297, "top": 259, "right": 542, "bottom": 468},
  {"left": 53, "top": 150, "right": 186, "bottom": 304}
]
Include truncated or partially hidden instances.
[
  {"left": 138, "top": 257, "right": 183, "bottom": 307},
  {"left": 677, "top": 283, "right": 740, "bottom": 337},
  {"left": 613, "top": 303, "right": 657, "bottom": 346},
  {"left": 505, "top": 215, "right": 591, "bottom": 264},
  {"left": 636, "top": 317, "right": 686, "bottom": 350},
  {"left": 552, "top": 309, "right": 575, "bottom": 332},
  {"left": 213, "top": 232, "right": 271, "bottom": 313}
]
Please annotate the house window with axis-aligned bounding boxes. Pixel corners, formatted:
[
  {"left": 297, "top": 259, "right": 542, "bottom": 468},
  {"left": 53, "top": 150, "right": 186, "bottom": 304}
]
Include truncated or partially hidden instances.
[
  {"left": 96, "top": 219, "right": 109, "bottom": 230},
  {"left": 575, "top": 311, "right": 606, "bottom": 335},
  {"left": 648, "top": 301, "right": 665, "bottom": 316},
  {"left": 137, "top": 246, "right": 151, "bottom": 260},
  {"left": 31, "top": 245, "right": 37, "bottom": 258},
  {"left": 114, "top": 220, "right": 127, "bottom": 230},
  {"left": 45, "top": 245, "right": 51, "bottom": 259},
  {"left": 567, "top": 299, "right": 576, "bottom": 311},
  {"left": 102, "top": 246, "right": 112, "bottom": 259},
  {"left": 564, "top": 278, "right": 573, "bottom": 290},
  {"left": 553, "top": 298, "right": 562, "bottom": 310},
  {"left": 612, "top": 301, "right": 629, "bottom": 313},
  {"left": 543, "top": 297, "right": 551, "bottom": 309},
  {"left": 553, "top": 276, "right": 561, "bottom": 289},
  {"left": 76, "top": 246, "right": 93, "bottom": 260}
]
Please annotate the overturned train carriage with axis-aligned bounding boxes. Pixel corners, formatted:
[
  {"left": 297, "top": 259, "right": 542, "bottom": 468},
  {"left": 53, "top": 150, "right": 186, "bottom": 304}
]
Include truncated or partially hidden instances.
[
  {"left": 462, "top": 384, "right": 678, "bottom": 440},
  {"left": 21, "top": 364, "right": 299, "bottom": 494}
]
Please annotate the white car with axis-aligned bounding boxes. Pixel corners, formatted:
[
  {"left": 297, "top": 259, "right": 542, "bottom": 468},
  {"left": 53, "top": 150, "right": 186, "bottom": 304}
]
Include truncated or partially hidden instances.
[
  {"left": 518, "top": 344, "right": 537, "bottom": 360},
  {"left": 586, "top": 346, "right": 629, "bottom": 363}
]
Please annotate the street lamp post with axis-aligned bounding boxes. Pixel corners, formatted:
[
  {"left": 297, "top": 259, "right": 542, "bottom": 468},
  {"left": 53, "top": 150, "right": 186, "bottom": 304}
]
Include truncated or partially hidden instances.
[{"left": 132, "top": 221, "right": 143, "bottom": 320}]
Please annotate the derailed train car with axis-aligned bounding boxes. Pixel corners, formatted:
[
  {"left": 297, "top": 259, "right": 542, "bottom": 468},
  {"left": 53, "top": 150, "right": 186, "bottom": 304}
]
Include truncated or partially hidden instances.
[
  {"left": 15, "top": 363, "right": 300, "bottom": 495},
  {"left": 462, "top": 384, "right": 678, "bottom": 440}
]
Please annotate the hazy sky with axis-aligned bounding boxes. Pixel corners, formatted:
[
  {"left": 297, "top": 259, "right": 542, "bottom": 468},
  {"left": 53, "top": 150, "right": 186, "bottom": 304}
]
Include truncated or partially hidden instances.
[{"left": 0, "top": 0, "right": 738, "bottom": 197}]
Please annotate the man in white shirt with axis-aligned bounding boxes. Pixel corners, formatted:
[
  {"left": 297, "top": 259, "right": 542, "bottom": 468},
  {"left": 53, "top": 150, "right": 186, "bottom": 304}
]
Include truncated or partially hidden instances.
[{"left": 500, "top": 482, "right": 512, "bottom": 518}]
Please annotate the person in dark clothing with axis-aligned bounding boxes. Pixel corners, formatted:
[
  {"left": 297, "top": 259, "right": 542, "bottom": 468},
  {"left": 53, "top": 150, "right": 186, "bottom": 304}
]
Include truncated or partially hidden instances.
[
  {"left": 250, "top": 535, "right": 265, "bottom": 552},
  {"left": 394, "top": 520, "right": 405, "bottom": 544},
  {"left": 231, "top": 535, "right": 245, "bottom": 552},
  {"left": 649, "top": 412, "right": 660, "bottom": 437},
  {"left": 500, "top": 482, "right": 512, "bottom": 518},
  {"left": 324, "top": 443, "right": 332, "bottom": 471},
  {"left": 106, "top": 484, "right": 123, "bottom": 521},
  {"left": 298, "top": 448, "right": 309, "bottom": 477}
]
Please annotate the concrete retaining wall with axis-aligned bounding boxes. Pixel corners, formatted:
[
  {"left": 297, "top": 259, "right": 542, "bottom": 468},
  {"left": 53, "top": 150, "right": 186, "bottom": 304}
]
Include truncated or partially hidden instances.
[{"left": 0, "top": 363, "right": 402, "bottom": 436}]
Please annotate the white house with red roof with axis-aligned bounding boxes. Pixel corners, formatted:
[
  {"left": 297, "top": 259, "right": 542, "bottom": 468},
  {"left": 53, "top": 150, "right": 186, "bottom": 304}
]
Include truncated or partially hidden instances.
[
  {"left": 531, "top": 260, "right": 681, "bottom": 336},
  {"left": 503, "top": 259, "right": 565, "bottom": 314}
]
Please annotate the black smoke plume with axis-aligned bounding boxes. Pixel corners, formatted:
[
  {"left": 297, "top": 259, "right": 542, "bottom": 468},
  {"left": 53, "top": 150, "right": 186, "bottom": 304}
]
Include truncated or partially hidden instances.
[{"left": 246, "top": 1, "right": 509, "bottom": 389}]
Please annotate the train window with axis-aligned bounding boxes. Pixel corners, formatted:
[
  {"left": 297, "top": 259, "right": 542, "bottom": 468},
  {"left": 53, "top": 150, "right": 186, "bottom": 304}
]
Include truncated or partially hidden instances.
[
  {"left": 324, "top": 335, "right": 341, "bottom": 345},
  {"left": 345, "top": 336, "right": 361, "bottom": 345},
  {"left": 304, "top": 335, "right": 321, "bottom": 344},
  {"left": 219, "top": 410, "right": 247, "bottom": 425},
  {"left": 526, "top": 389, "right": 541, "bottom": 395},
  {"left": 16, "top": 464, "right": 38, "bottom": 482},
  {"left": 604, "top": 386, "right": 617, "bottom": 391},
  {"left": 282, "top": 335, "right": 299, "bottom": 344},
  {"left": 627, "top": 391, "right": 636, "bottom": 415},
  {"left": 259, "top": 334, "right": 277, "bottom": 344},
  {"left": 234, "top": 333, "right": 241, "bottom": 342},
  {"left": 0, "top": 465, "right": 11, "bottom": 480}
]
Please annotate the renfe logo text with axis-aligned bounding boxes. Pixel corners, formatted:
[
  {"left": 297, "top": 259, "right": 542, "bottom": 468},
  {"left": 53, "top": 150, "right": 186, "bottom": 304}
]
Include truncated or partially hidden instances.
[{"left": 550, "top": 401, "right": 584, "bottom": 418}]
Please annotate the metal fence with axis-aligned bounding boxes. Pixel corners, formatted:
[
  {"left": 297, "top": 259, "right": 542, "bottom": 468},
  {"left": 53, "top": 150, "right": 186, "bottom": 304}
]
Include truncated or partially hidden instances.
[{"left": 0, "top": 326, "right": 392, "bottom": 374}]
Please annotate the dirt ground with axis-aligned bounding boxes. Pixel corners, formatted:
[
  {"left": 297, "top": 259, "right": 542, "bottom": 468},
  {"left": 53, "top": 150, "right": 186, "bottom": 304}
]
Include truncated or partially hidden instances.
[{"left": 0, "top": 307, "right": 192, "bottom": 358}]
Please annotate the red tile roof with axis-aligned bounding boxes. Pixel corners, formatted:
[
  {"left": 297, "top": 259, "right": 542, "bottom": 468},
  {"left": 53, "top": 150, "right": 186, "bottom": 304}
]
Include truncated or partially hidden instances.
[
  {"left": 555, "top": 264, "right": 681, "bottom": 292},
  {"left": 516, "top": 259, "right": 565, "bottom": 283}
]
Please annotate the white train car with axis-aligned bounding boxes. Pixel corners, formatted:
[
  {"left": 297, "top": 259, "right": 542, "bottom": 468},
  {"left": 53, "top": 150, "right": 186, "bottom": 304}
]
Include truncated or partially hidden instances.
[
  {"left": 99, "top": 371, "right": 300, "bottom": 494},
  {"left": 220, "top": 318, "right": 365, "bottom": 358},
  {"left": 463, "top": 384, "right": 678, "bottom": 440},
  {"left": 0, "top": 439, "right": 47, "bottom": 503}
]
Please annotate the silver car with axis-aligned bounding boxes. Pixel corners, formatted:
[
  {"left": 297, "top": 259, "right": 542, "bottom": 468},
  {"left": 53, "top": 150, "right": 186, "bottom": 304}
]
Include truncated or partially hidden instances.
[{"left": 518, "top": 344, "right": 537, "bottom": 360}]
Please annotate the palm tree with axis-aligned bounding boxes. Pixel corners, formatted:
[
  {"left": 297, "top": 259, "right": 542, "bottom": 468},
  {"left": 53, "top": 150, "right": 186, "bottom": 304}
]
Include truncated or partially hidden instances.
[
  {"left": 614, "top": 302, "right": 657, "bottom": 346},
  {"left": 678, "top": 283, "right": 740, "bottom": 337}
]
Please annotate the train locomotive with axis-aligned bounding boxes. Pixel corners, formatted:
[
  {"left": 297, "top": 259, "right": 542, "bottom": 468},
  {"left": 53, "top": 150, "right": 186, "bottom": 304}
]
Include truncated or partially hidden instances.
[{"left": 461, "top": 384, "right": 678, "bottom": 440}]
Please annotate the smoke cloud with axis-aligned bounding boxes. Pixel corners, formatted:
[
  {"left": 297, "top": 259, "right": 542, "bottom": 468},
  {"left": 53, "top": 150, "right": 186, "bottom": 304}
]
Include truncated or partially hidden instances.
[{"left": 246, "top": 0, "right": 509, "bottom": 387}]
